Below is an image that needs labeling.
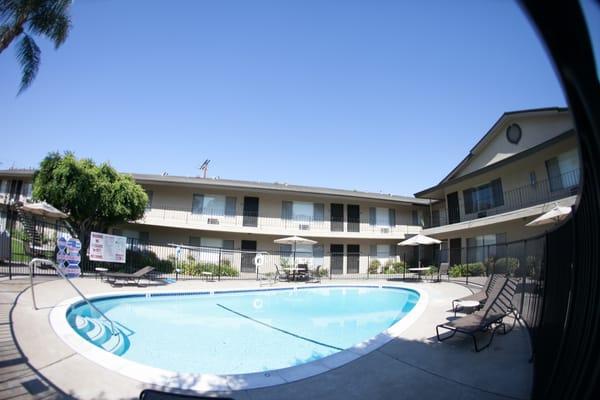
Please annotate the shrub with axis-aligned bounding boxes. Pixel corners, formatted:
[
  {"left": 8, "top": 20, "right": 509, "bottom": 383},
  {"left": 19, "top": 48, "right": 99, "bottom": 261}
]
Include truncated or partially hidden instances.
[
  {"left": 494, "top": 257, "right": 520, "bottom": 275},
  {"left": 126, "top": 249, "right": 174, "bottom": 273},
  {"left": 449, "top": 262, "right": 486, "bottom": 277},
  {"left": 427, "top": 265, "right": 439, "bottom": 276},
  {"left": 369, "top": 259, "right": 381, "bottom": 274},
  {"left": 179, "top": 259, "right": 239, "bottom": 277}
]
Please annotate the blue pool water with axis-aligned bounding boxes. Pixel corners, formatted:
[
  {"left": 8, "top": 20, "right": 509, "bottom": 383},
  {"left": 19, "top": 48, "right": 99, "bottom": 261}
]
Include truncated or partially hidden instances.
[{"left": 67, "top": 286, "right": 419, "bottom": 374}]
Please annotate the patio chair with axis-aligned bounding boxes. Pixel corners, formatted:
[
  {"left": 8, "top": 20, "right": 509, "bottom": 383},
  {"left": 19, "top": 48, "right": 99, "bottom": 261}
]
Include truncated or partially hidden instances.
[
  {"left": 436, "top": 262, "right": 449, "bottom": 282},
  {"left": 306, "top": 265, "right": 322, "bottom": 283},
  {"left": 296, "top": 263, "right": 309, "bottom": 281},
  {"left": 274, "top": 264, "right": 290, "bottom": 281},
  {"left": 105, "top": 266, "right": 155, "bottom": 286},
  {"left": 436, "top": 275, "right": 517, "bottom": 352},
  {"left": 451, "top": 273, "right": 498, "bottom": 316}
]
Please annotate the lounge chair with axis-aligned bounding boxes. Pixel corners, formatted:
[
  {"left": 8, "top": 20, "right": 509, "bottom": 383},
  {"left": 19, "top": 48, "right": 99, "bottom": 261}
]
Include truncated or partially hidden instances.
[
  {"left": 451, "top": 274, "right": 498, "bottom": 316},
  {"left": 105, "top": 266, "right": 155, "bottom": 286},
  {"left": 274, "top": 264, "right": 289, "bottom": 281},
  {"left": 436, "top": 276, "right": 517, "bottom": 352}
]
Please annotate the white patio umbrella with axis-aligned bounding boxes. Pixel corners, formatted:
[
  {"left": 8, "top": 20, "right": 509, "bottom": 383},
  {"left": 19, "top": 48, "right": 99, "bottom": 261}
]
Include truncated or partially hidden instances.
[
  {"left": 20, "top": 201, "right": 68, "bottom": 219},
  {"left": 526, "top": 205, "right": 572, "bottom": 226},
  {"left": 398, "top": 234, "right": 442, "bottom": 268},
  {"left": 273, "top": 235, "right": 317, "bottom": 266}
]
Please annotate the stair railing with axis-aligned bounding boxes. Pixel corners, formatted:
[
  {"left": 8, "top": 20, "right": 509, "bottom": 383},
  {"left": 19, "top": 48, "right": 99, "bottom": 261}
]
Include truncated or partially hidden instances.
[{"left": 29, "top": 258, "right": 118, "bottom": 336}]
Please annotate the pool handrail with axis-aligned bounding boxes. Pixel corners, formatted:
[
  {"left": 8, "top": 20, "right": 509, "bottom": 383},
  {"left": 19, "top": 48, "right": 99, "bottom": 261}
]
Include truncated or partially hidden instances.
[{"left": 29, "top": 258, "right": 118, "bottom": 336}]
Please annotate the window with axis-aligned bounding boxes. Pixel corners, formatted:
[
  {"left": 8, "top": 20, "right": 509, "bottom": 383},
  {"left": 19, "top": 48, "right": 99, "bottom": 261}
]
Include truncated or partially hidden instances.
[
  {"left": 0, "top": 180, "right": 6, "bottom": 194},
  {"left": 546, "top": 149, "right": 581, "bottom": 192},
  {"left": 189, "top": 236, "right": 201, "bottom": 247},
  {"left": 201, "top": 237, "right": 223, "bottom": 248},
  {"left": 463, "top": 178, "right": 504, "bottom": 214},
  {"left": 293, "top": 201, "right": 313, "bottom": 221},
  {"left": 529, "top": 171, "right": 537, "bottom": 186},
  {"left": 369, "top": 207, "right": 394, "bottom": 226},
  {"left": 370, "top": 244, "right": 394, "bottom": 260},
  {"left": 21, "top": 183, "right": 32, "bottom": 197},
  {"left": 146, "top": 190, "right": 153, "bottom": 210},
  {"left": 282, "top": 201, "right": 324, "bottom": 222},
  {"left": 466, "top": 233, "right": 506, "bottom": 262},
  {"left": 192, "top": 194, "right": 236, "bottom": 216}
]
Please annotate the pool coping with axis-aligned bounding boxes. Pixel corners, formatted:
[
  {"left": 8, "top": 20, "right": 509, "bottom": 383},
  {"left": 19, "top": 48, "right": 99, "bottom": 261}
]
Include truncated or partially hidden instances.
[{"left": 49, "top": 283, "right": 429, "bottom": 393}]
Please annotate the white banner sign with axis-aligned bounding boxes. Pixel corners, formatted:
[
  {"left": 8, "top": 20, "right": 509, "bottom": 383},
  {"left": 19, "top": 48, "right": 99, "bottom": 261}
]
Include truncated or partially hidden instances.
[{"left": 89, "top": 232, "right": 127, "bottom": 263}]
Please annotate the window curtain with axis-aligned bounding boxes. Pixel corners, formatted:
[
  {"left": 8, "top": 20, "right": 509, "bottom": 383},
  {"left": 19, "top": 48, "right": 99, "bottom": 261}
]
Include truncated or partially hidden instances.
[
  {"left": 222, "top": 239, "right": 234, "bottom": 250},
  {"left": 491, "top": 179, "right": 504, "bottom": 207},
  {"left": 369, "top": 244, "right": 377, "bottom": 257},
  {"left": 313, "top": 203, "right": 325, "bottom": 222},
  {"left": 225, "top": 197, "right": 237, "bottom": 216},
  {"left": 279, "top": 244, "right": 293, "bottom": 257},
  {"left": 388, "top": 209, "right": 396, "bottom": 227},
  {"left": 192, "top": 194, "right": 204, "bottom": 214},
  {"left": 369, "top": 207, "right": 376, "bottom": 225},
  {"left": 463, "top": 189, "right": 475, "bottom": 214},
  {"left": 281, "top": 201, "right": 293, "bottom": 220},
  {"left": 546, "top": 158, "right": 563, "bottom": 192}
]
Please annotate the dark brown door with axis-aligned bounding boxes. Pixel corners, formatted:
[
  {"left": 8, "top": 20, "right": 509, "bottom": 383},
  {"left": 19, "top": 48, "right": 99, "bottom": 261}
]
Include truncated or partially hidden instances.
[
  {"left": 330, "top": 244, "right": 344, "bottom": 274},
  {"left": 447, "top": 192, "right": 460, "bottom": 224},
  {"left": 330, "top": 204, "right": 344, "bottom": 232},
  {"left": 347, "top": 205, "right": 360, "bottom": 232},
  {"left": 241, "top": 240, "right": 257, "bottom": 272},
  {"left": 449, "top": 238, "right": 462, "bottom": 266},
  {"left": 243, "top": 197, "right": 259, "bottom": 227},
  {"left": 346, "top": 244, "right": 360, "bottom": 274}
]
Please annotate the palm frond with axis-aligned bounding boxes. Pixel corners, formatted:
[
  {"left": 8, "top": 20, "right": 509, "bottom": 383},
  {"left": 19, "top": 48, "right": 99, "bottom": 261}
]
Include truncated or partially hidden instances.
[
  {"left": 28, "top": 0, "right": 71, "bottom": 48},
  {"left": 16, "top": 33, "right": 40, "bottom": 93}
]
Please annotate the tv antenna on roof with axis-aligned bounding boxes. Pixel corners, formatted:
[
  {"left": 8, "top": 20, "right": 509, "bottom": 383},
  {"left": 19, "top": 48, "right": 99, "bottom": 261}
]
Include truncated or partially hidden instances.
[{"left": 199, "top": 159, "right": 211, "bottom": 178}]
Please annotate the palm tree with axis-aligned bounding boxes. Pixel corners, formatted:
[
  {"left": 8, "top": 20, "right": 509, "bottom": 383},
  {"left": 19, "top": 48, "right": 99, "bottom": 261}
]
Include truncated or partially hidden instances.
[{"left": 0, "top": 0, "right": 72, "bottom": 93}]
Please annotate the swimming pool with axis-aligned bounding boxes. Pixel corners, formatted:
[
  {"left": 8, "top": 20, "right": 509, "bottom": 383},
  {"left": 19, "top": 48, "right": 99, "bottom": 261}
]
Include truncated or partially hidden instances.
[{"left": 53, "top": 285, "right": 426, "bottom": 389}]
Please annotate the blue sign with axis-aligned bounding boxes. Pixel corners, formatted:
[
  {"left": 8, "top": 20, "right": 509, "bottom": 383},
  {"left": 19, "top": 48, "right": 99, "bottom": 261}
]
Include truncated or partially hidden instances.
[
  {"left": 57, "top": 236, "right": 81, "bottom": 278},
  {"left": 67, "top": 238, "right": 81, "bottom": 252}
]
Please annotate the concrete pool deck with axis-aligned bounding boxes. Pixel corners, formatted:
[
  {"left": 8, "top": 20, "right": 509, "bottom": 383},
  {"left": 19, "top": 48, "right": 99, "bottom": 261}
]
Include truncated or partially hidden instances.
[{"left": 1, "top": 276, "right": 532, "bottom": 400}]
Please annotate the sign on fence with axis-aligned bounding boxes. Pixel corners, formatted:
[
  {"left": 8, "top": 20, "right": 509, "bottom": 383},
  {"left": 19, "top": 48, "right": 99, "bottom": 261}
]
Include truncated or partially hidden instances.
[
  {"left": 89, "top": 232, "right": 127, "bottom": 263},
  {"left": 57, "top": 236, "right": 81, "bottom": 278}
]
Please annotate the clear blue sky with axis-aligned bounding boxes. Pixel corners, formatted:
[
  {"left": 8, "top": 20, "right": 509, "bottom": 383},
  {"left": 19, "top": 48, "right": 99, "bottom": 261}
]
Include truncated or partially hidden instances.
[{"left": 2, "top": 0, "right": 587, "bottom": 196}]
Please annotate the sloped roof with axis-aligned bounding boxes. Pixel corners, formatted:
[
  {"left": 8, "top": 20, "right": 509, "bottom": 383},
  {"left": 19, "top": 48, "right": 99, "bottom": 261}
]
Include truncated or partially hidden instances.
[{"left": 414, "top": 107, "right": 569, "bottom": 198}]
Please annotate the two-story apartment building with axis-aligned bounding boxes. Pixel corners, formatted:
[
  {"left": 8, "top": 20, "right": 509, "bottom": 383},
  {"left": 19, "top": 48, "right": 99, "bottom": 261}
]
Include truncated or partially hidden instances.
[
  {"left": 415, "top": 107, "right": 578, "bottom": 265},
  {"left": 115, "top": 175, "right": 429, "bottom": 274},
  {"left": 0, "top": 107, "right": 580, "bottom": 275}
]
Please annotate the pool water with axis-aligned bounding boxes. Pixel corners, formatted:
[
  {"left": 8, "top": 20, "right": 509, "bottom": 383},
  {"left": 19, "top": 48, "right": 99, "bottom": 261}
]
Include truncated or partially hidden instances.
[{"left": 67, "top": 286, "right": 419, "bottom": 375}]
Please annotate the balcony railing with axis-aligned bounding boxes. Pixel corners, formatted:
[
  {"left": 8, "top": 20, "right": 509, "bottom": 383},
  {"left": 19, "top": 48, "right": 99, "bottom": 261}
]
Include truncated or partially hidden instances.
[
  {"left": 425, "top": 169, "right": 580, "bottom": 228},
  {"left": 138, "top": 207, "right": 414, "bottom": 236}
]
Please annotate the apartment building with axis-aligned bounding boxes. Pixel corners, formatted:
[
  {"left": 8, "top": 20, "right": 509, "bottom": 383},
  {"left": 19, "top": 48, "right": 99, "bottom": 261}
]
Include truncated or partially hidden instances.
[
  {"left": 0, "top": 107, "right": 580, "bottom": 274},
  {"left": 416, "top": 107, "right": 578, "bottom": 265}
]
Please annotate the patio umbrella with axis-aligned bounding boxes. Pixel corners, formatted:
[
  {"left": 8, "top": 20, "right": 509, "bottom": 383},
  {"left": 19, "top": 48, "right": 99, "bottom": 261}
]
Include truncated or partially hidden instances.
[
  {"left": 398, "top": 234, "right": 442, "bottom": 268},
  {"left": 20, "top": 201, "right": 68, "bottom": 219},
  {"left": 273, "top": 236, "right": 317, "bottom": 266},
  {"left": 526, "top": 205, "right": 572, "bottom": 226}
]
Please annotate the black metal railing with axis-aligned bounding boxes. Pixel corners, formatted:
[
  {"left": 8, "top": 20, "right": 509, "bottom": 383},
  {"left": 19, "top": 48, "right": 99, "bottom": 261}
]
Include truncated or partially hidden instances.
[{"left": 425, "top": 169, "right": 580, "bottom": 228}]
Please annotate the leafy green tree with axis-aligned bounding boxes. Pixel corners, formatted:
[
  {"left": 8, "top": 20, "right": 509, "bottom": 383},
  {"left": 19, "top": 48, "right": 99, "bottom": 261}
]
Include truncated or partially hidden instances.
[
  {"left": 0, "top": 0, "right": 73, "bottom": 93},
  {"left": 32, "top": 152, "right": 148, "bottom": 257}
]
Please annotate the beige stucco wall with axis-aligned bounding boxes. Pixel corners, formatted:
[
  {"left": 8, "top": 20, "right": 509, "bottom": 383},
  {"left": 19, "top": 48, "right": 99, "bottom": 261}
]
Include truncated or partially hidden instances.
[
  {"left": 457, "top": 112, "right": 573, "bottom": 177},
  {"left": 138, "top": 182, "right": 421, "bottom": 240},
  {"left": 436, "top": 136, "right": 579, "bottom": 223}
]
